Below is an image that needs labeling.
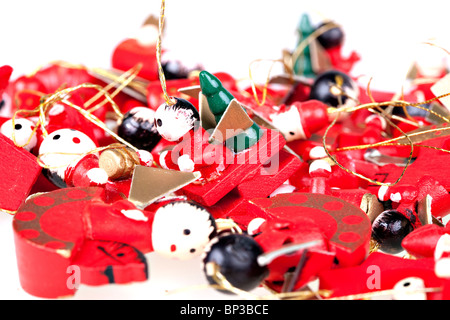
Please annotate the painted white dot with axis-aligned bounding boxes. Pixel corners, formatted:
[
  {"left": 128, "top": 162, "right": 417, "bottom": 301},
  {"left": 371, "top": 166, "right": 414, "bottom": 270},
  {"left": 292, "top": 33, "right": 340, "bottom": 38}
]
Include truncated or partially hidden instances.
[
  {"left": 435, "top": 258, "right": 450, "bottom": 278},
  {"left": 159, "top": 150, "right": 169, "bottom": 169},
  {"left": 87, "top": 168, "right": 109, "bottom": 185},
  {"left": 177, "top": 154, "right": 195, "bottom": 172},
  {"left": 390, "top": 192, "right": 402, "bottom": 203},
  {"left": 270, "top": 184, "right": 296, "bottom": 197},
  {"left": 48, "top": 103, "right": 65, "bottom": 116},
  {"left": 137, "top": 149, "right": 153, "bottom": 166},
  {"left": 434, "top": 234, "right": 450, "bottom": 261},
  {"left": 378, "top": 185, "right": 389, "bottom": 201},
  {"left": 309, "top": 146, "right": 328, "bottom": 159},
  {"left": 247, "top": 218, "right": 266, "bottom": 236},
  {"left": 309, "top": 159, "right": 331, "bottom": 174},
  {"left": 120, "top": 209, "right": 149, "bottom": 222}
]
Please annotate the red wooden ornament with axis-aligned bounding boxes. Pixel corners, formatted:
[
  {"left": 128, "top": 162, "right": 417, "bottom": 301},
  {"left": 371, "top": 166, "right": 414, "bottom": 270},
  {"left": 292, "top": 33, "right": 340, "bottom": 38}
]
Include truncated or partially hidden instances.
[
  {"left": 402, "top": 224, "right": 450, "bottom": 259},
  {"left": 0, "top": 133, "right": 42, "bottom": 212},
  {"left": 13, "top": 187, "right": 149, "bottom": 298},
  {"left": 179, "top": 128, "right": 286, "bottom": 207},
  {"left": 247, "top": 192, "right": 372, "bottom": 267},
  {"left": 207, "top": 149, "right": 302, "bottom": 228},
  {"left": 0, "top": 65, "right": 13, "bottom": 97},
  {"left": 318, "top": 252, "right": 443, "bottom": 300},
  {"left": 112, "top": 39, "right": 159, "bottom": 81},
  {"left": 254, "top": 217, "right": 335, "bottom": 292},
  {"left": 159, "top": 126, "right": 234, "bottom": 184}
]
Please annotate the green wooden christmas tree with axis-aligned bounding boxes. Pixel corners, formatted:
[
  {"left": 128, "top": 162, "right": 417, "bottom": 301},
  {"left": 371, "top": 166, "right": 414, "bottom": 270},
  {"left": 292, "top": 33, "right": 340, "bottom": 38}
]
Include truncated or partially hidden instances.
[
  {"left": 293, "top": 13, "right": 315, "bottom": 77},
  {"left": 199, "top": 71, "right": 263, "bottom": 153}
]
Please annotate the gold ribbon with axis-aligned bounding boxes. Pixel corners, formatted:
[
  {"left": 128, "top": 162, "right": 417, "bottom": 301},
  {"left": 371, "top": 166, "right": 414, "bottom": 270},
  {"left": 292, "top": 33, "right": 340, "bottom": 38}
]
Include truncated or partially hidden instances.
[{"left": 156, "top": 0, "right": 175, "bottom": 106}]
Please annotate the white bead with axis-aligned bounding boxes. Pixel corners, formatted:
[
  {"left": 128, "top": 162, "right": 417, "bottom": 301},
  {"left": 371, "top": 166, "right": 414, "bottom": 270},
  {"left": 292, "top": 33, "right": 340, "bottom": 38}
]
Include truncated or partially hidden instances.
[
  {"left": 309, "top": 159, "right": 331, "bottom": 174},
  {"left": 87, "top": 168, "right": 109, "bottom": 185},
  {"left": 178, "top": 154, "right": 195, "bottom": 172}
]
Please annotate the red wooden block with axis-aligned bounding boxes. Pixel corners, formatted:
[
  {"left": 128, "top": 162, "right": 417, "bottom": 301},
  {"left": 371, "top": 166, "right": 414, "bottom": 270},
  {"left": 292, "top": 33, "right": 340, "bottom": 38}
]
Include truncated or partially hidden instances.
[
  {"left": 206, "top": 190, "right": 251, "bottom": 223},
  {"left": 71, "top": 239, "right": 148, "bottom": 286},
  {"left": 0, "top": 133, "right": 42, "bottom": 212},
  {"left": 13, "top": 187, "right": 150, "bottom": 298},
  {"left": 85, "top": 199, "right": 153, "bottom": 253},
  {"left": 318, "top": 252, "right": 443, "bottom": 300},
  {"left": 179, "top": 129, "right": 285, "bottom": 207},
  {"left": 209, "top": 151, "right": 302, "bottom": 230},
  {"left": 247, "top": 192, "right": 371, "bottom": 267},
  {"left": 235, "top": 149, "right": 302, "bottom": 199},
  {"left": 367, "top": 135, "right": 450, "bottom": 192}
]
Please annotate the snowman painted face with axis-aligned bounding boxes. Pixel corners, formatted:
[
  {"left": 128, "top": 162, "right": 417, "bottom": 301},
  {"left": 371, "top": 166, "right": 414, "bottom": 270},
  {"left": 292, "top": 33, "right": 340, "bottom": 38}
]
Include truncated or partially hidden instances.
[
  {"left": 0, "top": 118, "right": 37, "bottom": 151},
  {"left": 151, "top": 201, "right": 216, "bottom": 260},
  {"left": 154, "top": 98, "right": 199, "bottom": 142},
  {"left": 269, "top": 105, "right": 306, "bottom": 142},
  {"left": 39, "top": 129, "right": 97, "bottom": 180}
]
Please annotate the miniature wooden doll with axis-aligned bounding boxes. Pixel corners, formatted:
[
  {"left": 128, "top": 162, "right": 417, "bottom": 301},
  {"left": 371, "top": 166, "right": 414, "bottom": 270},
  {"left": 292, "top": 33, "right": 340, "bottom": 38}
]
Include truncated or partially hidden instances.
[
  {"left": 154, "top": 97, "right": 233, "bottom": 183},
  {"left": 38, "top": 128, "right": 108, "bottom": 188},
  {"left": 198, "top": 70, "right": 264, "bottom": 153}
]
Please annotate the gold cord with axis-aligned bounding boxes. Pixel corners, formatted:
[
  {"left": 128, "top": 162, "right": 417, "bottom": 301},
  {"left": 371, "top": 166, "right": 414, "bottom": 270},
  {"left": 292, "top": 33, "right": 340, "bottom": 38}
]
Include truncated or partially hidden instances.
[{"left": 156, "top": 0, "right": 175, "bottom": 106}]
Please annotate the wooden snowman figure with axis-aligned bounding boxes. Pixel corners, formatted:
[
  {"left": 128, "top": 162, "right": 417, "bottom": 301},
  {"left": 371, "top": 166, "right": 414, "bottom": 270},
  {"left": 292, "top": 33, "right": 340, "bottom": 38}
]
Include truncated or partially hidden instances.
[
  {"left": 38, "top": 128, "right": 109, "bottom": 188},
  {"left": 154, "top": 97, "right": 233, "bottom": 184}
]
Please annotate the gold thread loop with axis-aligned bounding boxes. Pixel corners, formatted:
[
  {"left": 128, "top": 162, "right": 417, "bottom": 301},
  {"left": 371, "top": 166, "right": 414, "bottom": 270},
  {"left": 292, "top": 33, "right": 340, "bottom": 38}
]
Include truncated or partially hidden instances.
[
  {"left": 248, "top": 59, "right": 283, "bottom": 107},
  {"left": 156, "top": 0, "right": 175, "bottom": 106},
  {"left": 289, "top": 21, "right": 341, "bottom": 76}
]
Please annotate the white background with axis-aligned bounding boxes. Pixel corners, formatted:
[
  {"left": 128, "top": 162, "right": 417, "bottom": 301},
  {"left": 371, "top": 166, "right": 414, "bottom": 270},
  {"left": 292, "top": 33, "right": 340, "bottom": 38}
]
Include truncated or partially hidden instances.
[{"left": 0, "top": 0, "right": 450, "bottom": 300}]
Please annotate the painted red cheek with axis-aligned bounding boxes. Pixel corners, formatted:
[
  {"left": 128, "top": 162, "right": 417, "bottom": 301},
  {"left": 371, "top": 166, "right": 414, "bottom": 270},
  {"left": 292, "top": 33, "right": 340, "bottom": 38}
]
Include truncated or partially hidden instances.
[
  {"left": 170, "top": 244, "right": 177, "bottom": 252},
  {"left": 72, "top": 137, "right": 81, "bottom": 144}
]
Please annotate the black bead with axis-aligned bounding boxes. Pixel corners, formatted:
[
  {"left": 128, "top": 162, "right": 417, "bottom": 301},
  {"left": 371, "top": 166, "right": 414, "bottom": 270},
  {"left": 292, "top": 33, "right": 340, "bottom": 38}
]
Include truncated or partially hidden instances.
[
  {"left": 372, "top": 210, "right": 414, "bottom": 254},
  {"left": 162, "top": 60, "right": 189, "bottom": 80},
  {"left": 117, "top": 108, "right": 162, "bottom": 152},
  {"left": 203, "top": 233, "right": 269, "bottom": 293},
  {"left": 309, "top": 70, "right": 357, "bottom": 108},
  {"left": 392, "top": 103, "right": 432, "bottom": 119},
  {"left": 42, "top": 168, "right": 67, "bottom": 189},
  {"left": 316, "top": 22, "right": 344, "bottom": 49}
]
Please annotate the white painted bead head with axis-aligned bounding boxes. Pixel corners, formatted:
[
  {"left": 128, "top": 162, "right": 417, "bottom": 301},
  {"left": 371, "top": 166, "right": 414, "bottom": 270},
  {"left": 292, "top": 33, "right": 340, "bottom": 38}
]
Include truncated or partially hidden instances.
[
  {"left": 38, "top": 128, "right": 97, "bottom": 180},
  {"left": 269, "top": 105, "right": 306, "bottom": 142},
  {"left": 1, "top": 118, "right": 37, "bottom": 151},
  {"left": 154, "top": 98, "right": 200, "bottom": 142},
  {"left": 151, "top": 201, "right": 217, "bottom": 260}
]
